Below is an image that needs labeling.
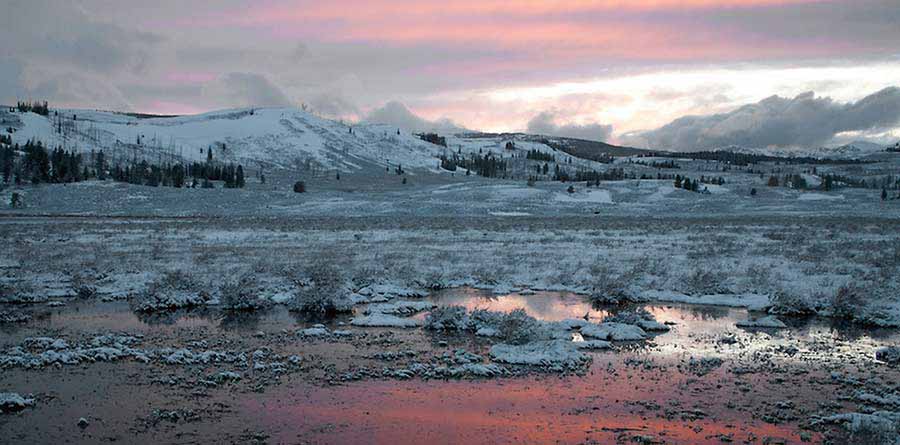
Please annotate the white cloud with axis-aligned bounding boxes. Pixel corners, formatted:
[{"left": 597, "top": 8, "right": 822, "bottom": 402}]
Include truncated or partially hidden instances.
[
  {"left": 203, "top": 73, "right": 293, "bottom": 108},
  {"left": 622, "top": 87, "right": 900, "bottom": 150},
  {"left": 526, "top": 111, "right": 613, "bottom": 142},
  {"left": 364, "top": 101, "right": 467, "bottom": 133}
]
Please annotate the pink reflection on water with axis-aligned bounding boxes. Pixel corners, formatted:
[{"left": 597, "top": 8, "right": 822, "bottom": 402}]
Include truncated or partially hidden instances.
[{"left": 241, "top": 372, "right": 821, "bottom": 444}]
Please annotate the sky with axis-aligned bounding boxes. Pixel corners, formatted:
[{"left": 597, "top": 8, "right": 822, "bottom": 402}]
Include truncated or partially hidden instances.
[{"left": 2, "top": 0, "right": 899, "bottom": 150}]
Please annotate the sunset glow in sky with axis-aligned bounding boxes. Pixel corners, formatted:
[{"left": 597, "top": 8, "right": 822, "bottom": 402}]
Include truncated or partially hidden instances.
[{"left": 2, "top": 0, "right": 899, "bottom": 148}]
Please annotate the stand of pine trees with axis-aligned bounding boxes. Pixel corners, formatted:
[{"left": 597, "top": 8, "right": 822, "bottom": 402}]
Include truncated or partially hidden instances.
[
  {"left": 0, "top": 138, "right": 247, "bottom": 189},
  {"left": 674, "top": 175, "right": 702, "bottom": 192},
  {"left": 572, "top": 168, "right": 629, "bottom": 183},
  {"left": 439, "top": 153, "right": 507, "bottom": 178},
  {"left": 15, "top": 101, "right": 50, "bottom": 116},
  {"left": 525, "top": 149, "right": 555, "bottom": 162},
  {"left": 418, "top": 133, "right": 447, "bottom": 147}
]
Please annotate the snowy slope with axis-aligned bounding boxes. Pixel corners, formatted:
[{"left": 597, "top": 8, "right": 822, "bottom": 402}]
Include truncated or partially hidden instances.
[
  {"left": 2, "top": 107, "right": 624, "bottom": 176},
  {"left": 2, "top": 108, "right": 450, "bottom": 173}
]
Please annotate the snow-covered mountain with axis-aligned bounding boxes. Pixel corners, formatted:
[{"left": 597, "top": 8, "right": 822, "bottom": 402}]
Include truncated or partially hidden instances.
[{"left": 711, "top": 141, "right": 887, "bottom": 159}]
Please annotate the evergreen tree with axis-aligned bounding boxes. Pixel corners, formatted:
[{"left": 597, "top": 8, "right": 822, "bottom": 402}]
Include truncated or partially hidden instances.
[
  {"left": 883, "top": 188, "right": 889, "bottom": 201},
  {"left": 237, "top": 165, "right": 245, "bottom": 188},
  {"left": 95, "top": 150, "right": 106, "bottom": 180}
]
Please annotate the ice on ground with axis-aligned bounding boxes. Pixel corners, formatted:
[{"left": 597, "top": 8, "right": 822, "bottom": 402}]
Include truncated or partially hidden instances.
[
  {"left": 736, "top": 315, "right": 787, "bottom": 329},
  {"left": 448, "top": 363, "right": 507, "bottom": 377},
  {"left": 162, "top": 348, "right": 247, "bottom": 365},
  {"left": 365, "top": 300, "right": 435, "bottom": 316},
  {"left": 602, "top": 308, "right": 670, "bottom": 332},
  {"left": 357, "top": 284, "right": 428, "bottom": 300},
  {"left": 0, "top": 393, "right": 34, "bottom": 413},
  {"left": 575, "top": 340, "right": 612, "bottom": 350},
  {"left": 641, "top": 290, "right": 771, "bottom": 311},
  {"left": 798, "top": 193, "right": 844, "bottom": 201},
  {"left": 210, "top": 371, "right": 242, "bottom": 384},
  {"left": 350, "top": 313, "right": 422, "bottom": 328},
  {"left": 554, "top": 189, "right": 613, "bottom": 204},
  {"left": 300, "top": 326, "right": 330, "bottom": 336},
  {"left": 490, "top": 340, "right": 591, "bottom": 370},
  {"left": 488, "top": 211, "right": 531, "bottom": 217},
  {"left": 475, "top": 327, "right": 501, "bottom": 337},
  {"left": 579, "top": 322, "right": 647, "bottom": 341}
]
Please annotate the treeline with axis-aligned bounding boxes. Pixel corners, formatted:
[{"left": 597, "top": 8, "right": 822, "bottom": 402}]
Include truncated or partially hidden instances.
[
  {"left": 14, "top": 101, "right": 50, "bottom": 116},
  {"left": 674, "top": 175, "right": 702, "bottom": 192},
  {"left": 439, "top": 152, "right": 507, "bottom": 178},
  {"left": 525, "top": 149, "right": 555, "bottom": 162},
  {"left": 571, "top": 167, "right": 628, "bottom": 183},
  {"left": 657, "top": 150, "right": 871, "bottom": 166},
  {"left": 1, "top": 138, "right": 246, "bottom": 189},
  {"left": 766, "top": 173, "right": 900, "bottom": 191},
  {"left": 634, "top": 159, "right": 679, "bottom": 169},
  {"left": 419, "top": 133, "right": 447, "bottom": 147}
]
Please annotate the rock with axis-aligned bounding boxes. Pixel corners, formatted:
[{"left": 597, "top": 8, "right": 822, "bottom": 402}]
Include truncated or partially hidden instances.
[
  {"left": 350, "top": 313, "right": 421, "bottom": 328},
  {"left": 575, "top": 340, "right": 612, "bottom": 350},
  {"left": 876, "top": 346, "right": 900, "bottom": 365},
  {"left": 77, "top": 417, "right": 89, "bottom": 428},
  {"left": 0, "top": 393, "right": 34, "bottom": 413},
  {"left": 736, "top": 315, "right": 787, "bottom": 329},
  {"left": 580, "top": 322, "right": 647, "bottom": 341},
  {"left": 490, "top": 340, "right": 591, "bottom": 370}
]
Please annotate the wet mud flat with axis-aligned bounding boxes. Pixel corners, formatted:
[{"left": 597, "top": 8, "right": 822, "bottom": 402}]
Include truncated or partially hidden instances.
[{"left": 1, "top": 289, "right": 899, "bottom": 444}]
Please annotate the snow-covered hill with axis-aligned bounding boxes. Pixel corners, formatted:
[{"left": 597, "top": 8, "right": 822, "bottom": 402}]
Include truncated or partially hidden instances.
[
  {"left": 1, "top": 107, "right": 456, "bottom": 173},
  {"left": 1, "top": 107, "right": 629, "bottom": 177}
]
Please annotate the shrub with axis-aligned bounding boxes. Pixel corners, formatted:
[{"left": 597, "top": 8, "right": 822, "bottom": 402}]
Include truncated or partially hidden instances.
[
  {"left": 425, "top": 306, "right": 549, "bottom": 344},
  {"left": 497, "top": 309, "right": 547, "bottom": 345},
  {"left": 832, "top": 286, "right": 865, "bottom": 320},
  {"left": 847, "top": 414, "right": 897, "bottom": 445},
  {"left": 424, "top": 305, "right": 469, "bottom": 331},
  {"left": 10, "top": 192, "right": 23, "bottom": 208},
  {"left": 293, "top": 181, "right": 306, "bottom": 193},
  {"left": 70, "top": 273, "right": 97, "bottom": 299},
  {"left": 288, "top": 260, "right": 350, "bottom": 315},
  {"left": 587, "top": 264, "right": 632, "bottom": 305},
  {"left": 769, "top": 292, "right": 817, "bottom": 316},
  {"left": 603, "top": 307, "right": 654, "bottom": 325},
  {"left": 219, "top": 274, "right": 264, "bottom": 311},
  {"left": 684, "top": 268, "right": 726, "bottom": 295},
  {"left": 132, "top": 271, "right": 208, "bottom": 312}
]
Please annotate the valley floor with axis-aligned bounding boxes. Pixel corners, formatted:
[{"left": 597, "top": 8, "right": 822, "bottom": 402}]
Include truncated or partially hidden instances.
[{"left": 1, "top": 212, "right": 899, "bottom": 443}]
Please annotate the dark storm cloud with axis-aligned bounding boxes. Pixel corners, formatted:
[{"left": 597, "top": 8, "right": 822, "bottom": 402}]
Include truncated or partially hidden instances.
[
  {"left": 626, "top": 87, "right": 900, "bottom": 150},
  {"left": 526, "top": 111, "right": 613, "bottom": 142}
]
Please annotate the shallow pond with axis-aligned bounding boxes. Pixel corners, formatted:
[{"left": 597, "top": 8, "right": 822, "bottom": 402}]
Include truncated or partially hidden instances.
[{"left": 2, "top": 288, "right": 899, "bottom": 444}]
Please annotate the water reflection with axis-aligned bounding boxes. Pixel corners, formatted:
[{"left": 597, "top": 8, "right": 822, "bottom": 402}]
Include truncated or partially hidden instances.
[{"left": 428, "top": 287, "right": 900, "bottom": 360}]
